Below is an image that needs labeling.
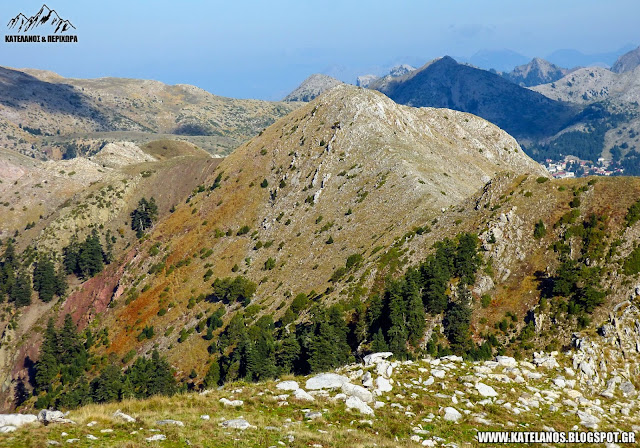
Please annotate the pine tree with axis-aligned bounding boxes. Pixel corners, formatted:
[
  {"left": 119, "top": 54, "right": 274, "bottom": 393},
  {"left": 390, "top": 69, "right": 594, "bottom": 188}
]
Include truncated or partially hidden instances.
[
  {"left": 120, "top": 375, "right": 134, "bottom": 400},
  {"left": 423, "top": 261, "right": 449, "bottom": 314},
  {"left": 203, "top": 360, "right": 220, "bottom": 388},
  {"left": 366, "top": 294, "right": 383, "bottom": 336},
  {"left": 91, "top": 364, "right": 122, "bottom": 403},
  {"left": 55, "top": 267, "right": 68, "bottom": 297},
  {"left": 327, "top": 306, "right": 351, "bottom": 366},
  {"left": 443, "top": 298, "right": 472, "bottom": 355},
  {"left": 276, "top": 331, "right": 300, "bottom": 374},
  {"left": 78, "top": 230, "right": 104, "bottom": 278},
  {"left": 307, "top": 320, "right": 337, "bottom": 372},
  {"left": 35, "top": 319, "right": 59, "bottom": 393},
  {"left": 371, "top": 328, "right": 389, "bottom": 352},
  {"left": 63, "top": 236, "right": 80, "bottom": 275},
  {"left": 11, "top": 272, "right": 31, "bottom": 307},
  {"left": 405, "top": 279, "right": 426, "bottom": 346},
  {"left": 131, "top": 197, "right": 158, "bottom": 238},
  {"left": 454, "top": 233, "right": 481, "bottom": 286},
  {"left": 386, "top": 282, "right": 408, "bottom": 358},
  {"left": 33, "top": 257, "right": 57, "bottom": 302}
]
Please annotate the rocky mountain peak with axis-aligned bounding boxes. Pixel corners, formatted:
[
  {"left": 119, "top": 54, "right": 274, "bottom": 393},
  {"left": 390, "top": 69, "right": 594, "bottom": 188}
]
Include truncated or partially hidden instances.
[
  {"left": 503, "top": 57, "right": 571, "bottom": 87},
  {"left": 612, "top": 46, "right": 640, "bottom": 74},
  {"left": 283, "top": 74, "right": 343, "bottom": 102}
]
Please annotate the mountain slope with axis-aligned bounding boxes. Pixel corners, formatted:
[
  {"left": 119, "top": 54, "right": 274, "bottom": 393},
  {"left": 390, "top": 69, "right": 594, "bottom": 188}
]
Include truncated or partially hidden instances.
[
  {"left": 7, "top": 85, "right": 640, "bottom": 432},
  {"left": 55, "top": 85, "right": 545, "bottom": 374},
  {"left": 0, "top": 66, "right": 298, "bottom": 158},
  {"left": 530, "top": 67, "right": 620, "bottom": 104},
  {"left": 0, "top": 140, "right": 223, "bottom": 410},
  {"left": 502, "top": 57, "right": 571, "bottom": 87},
  {"left": 612, "top": 45, "right": 640, "bottom": 74},
  {"left": 529, "top": 67, "right": 640, "bottom": 163},
  {"left": 368, "top": 56, "right": 577, "bottom": 142},
  {"left": 283, "top": 74, "right": 343, "bottom": 102}
]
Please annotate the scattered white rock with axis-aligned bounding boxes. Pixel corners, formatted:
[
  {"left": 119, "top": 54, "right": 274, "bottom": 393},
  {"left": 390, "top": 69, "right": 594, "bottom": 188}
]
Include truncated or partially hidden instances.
[
  {"left": 578, "top": 411, "right": 600, "bottom": 429},
  {"left": 145, "top": 434, "right": 167, "bottom": 441},
  {"left": 306, "top": 373, "right": 350, "bottom": 390},
  {"left": 304, "top": 411, "right": 322, "bottom": 420},
  {"left": 475, "top": 383, "right": 498, "bottom": 397},
  {"left": 200, "top": 415, "right": 210, "bottom": 420},
  {"left": 293, "top": 388, "right": 315, "bottom": 401},
  {"left": 113, "top": 410, "right": 135, "bottom": 423},
  {"left": 375, "top": 377, "right": 393, "bottom": 393},
  {"left": 362, "top": 372, "right": 373, "bottom": 388},
  {"left": 363, "top": 352, "right": 393, "bottom": 366},
  {"left": 219, "top": 398, "right": 244, "bottom": 407},
  {"left": 0, "top": 414, "right": 38, "bottom": 427},
  {"left": 156, "top": 419, "right": 184, "bottom": 427},
  {"left": 496, "top": 356, "right": 517, "bottom": 367},
  {"left": 276, "top": 381, "right": 299, "bottom": 391},
  {"left": 620, "top": 381, "right": 636, "bottom": 396},
  {"left": 432, "top": 370, "right": 446, "bottom": 379},
  {"left": 443, "top": 407, "right": 462, "bottom": 422},
  {"left": 0, "top": 426, "right": 17, "bottom": 433},
  {"left": 342, "top": 383, "right": 374, "bottom": 403},
  {"left": 220, "top": 418, "right": 254, "bottom": 430},
  {"left": 38, "top": 410, "right": 75, "bottom": 425},
  {"left": 345, "top": 396, "right": 375, "bottom": 415}
]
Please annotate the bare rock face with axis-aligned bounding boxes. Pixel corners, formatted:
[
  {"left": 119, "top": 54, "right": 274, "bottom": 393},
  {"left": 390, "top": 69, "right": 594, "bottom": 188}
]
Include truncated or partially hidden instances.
[
  {"left": 612, "top": 46, "right": 640, "bottom": 74},
  {"left": 283, "top": 74, "right": 343, "bottom": 102},
  {"left": 90, "top": 142, "right": 156, "bottom": 168}
]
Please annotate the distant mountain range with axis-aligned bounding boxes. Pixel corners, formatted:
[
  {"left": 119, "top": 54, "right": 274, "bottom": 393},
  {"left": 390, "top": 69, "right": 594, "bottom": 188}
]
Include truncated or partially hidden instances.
[
  {"left": 367, "top": 56, "right": 576, "bottom": 142},
  {"left": 283, "top": 46, "right": 640, "bottom": 168},
  {"left": 0, "top": 66, "right": 298, "bottom": 159},
  {"left": 501, "top": 57, "right": 573, "bottom": 87},
  {"left": 546, "top": 45, "right": 637, "bottom": 70},
  {"left": 356, "top": 64, "right": 416, "bottom": 88},
  {"left": 7, "top": 4, "right": 75, "bottom": 34}
]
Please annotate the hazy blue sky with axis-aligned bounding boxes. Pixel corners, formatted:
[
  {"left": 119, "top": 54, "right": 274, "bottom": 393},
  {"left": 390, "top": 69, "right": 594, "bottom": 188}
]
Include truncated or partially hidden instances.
[{"left": 2, "top": 0, "right": 638, "bottom": 100}]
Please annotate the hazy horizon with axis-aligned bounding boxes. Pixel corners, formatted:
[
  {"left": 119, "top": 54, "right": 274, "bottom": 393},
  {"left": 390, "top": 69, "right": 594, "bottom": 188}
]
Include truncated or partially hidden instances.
[{"left": 1, "top": 0, "right": 638, "bottom": 100}]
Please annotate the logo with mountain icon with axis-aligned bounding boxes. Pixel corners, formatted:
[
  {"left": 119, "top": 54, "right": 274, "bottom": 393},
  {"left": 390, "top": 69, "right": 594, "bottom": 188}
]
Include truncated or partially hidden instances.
[{"left": 8, "top": 4, "right": 75, "bottom": 34}]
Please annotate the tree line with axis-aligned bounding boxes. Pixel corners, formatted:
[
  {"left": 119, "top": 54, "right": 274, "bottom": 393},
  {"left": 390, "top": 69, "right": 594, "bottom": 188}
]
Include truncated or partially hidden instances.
[{"left": 31, "top": 315, "right": 175, "bottom": 410}]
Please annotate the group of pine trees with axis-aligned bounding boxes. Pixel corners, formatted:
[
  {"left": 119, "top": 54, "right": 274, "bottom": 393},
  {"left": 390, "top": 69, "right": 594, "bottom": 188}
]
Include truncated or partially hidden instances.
[
  {"left": 32, "top": 315, "right": 175, "bottom": 410},
  {"left": 364, "top": 233, "right": 488, "bottom": 359},
  {"left": 0, "top": 225, "right": 114, "bottom": 309},
  {"left": 0, "top": 241, "right": 32, "bottom": 307},
  {"left": 62, "top": 229, "right": 111, "bottom": 279},
  {"left": 22, "top": 232, "right": 504, "bottom": 409},
  {"left": 0, "top": 240, "right": 66, "bottom": 308},
  {"left": 208, "top": 303, "right": 352, "bottom": 385},
  {"left": 199, "top": 233, "right": 486, "bottom": 388}
]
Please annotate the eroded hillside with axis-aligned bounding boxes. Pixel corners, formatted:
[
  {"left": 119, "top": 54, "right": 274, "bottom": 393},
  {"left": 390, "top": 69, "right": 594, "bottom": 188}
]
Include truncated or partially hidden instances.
[{"left": 0, "top": 66, "right": 298, "bottom": 158}]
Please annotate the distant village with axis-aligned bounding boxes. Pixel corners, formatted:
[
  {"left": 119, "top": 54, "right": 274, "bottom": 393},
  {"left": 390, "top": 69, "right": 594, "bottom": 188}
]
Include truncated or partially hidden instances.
[{"left": 544, "top": 155, "right": 624, "bottom": 178}]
